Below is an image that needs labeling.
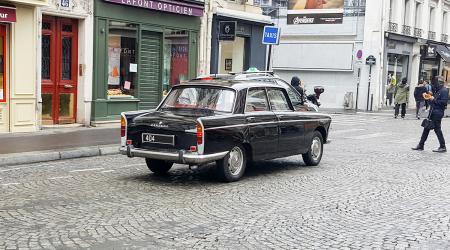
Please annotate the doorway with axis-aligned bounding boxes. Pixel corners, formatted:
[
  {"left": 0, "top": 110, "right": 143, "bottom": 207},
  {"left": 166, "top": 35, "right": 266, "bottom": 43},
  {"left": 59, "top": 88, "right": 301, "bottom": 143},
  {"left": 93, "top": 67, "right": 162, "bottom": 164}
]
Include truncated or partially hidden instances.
[
  {"left": 41, "top": 16, "right": 78, "bottom": 125},
  {"left": 0, "top": 25, "right": 8, "bottom": 132}
]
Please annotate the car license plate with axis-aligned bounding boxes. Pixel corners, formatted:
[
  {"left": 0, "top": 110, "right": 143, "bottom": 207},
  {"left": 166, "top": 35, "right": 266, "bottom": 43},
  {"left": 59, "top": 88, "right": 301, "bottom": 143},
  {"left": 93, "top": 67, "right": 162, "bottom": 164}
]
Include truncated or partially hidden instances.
[{"left": 142, "top": 133, "right": 175, "bottom": 145}]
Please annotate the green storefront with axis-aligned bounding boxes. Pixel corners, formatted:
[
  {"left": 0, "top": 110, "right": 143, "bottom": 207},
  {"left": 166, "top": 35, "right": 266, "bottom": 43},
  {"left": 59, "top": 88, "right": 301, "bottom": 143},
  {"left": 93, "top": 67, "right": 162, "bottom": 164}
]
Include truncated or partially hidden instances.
[{"left": 92, "top": 0, "right": 204, "bottom": 122}]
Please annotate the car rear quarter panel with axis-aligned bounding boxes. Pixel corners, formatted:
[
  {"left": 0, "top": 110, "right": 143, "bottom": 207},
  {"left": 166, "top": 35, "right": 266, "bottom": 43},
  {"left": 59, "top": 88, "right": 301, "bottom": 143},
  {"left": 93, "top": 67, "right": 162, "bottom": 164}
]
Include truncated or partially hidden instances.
[{"left": 201, "top": 115, "right": 248, "bottom": 154}]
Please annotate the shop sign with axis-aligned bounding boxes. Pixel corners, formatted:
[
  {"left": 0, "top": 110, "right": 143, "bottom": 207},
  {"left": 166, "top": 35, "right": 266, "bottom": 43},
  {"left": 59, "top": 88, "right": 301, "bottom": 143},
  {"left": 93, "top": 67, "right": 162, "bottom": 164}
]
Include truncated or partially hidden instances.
[
  {"left": 225, "top": 59, "right": 232, "bottom": 71},
  {"left": 287, "top": 0, "right": 344, "bottom": 25},
  {"left": 0, "top": 6, "right": 16, "bottom": 23},
  {"left": 219, "top": 21, "right": 236, "bottom": 41},
  {"left": 104, "top": 0, "right": 204, "bottom": 17},
  {"left": 425, "top": 45, "right": 437, "bottom": 58}
]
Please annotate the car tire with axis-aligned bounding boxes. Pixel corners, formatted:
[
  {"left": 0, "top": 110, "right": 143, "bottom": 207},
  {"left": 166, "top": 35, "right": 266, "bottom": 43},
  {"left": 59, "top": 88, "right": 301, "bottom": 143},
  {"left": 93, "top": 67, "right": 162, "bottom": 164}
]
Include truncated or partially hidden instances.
[
  {"left": 216, "top": 145, "right": 247, "bottom": 182},
  {"left": 145, "top": 159, "right": 173, "bottom": 175},
  {"left": 302, "top": 131, "right": 324, "bottom": 166}
]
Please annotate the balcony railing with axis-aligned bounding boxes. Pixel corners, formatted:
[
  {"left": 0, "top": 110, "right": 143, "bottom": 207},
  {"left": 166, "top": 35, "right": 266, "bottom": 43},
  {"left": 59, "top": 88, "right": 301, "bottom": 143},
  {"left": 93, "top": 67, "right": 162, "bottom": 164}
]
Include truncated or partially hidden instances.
[
  {"left": 388, "top": 22, "right": 398, "bottom": 33},
  {"left": 402, "top": 25, "right": 412, "bottom": 36},
  {"left": 414, "top": 28, "right": 423, "bottom": 38},
  {"left": 428, "top": 31, "right": 436, "bottom": 40},
  {"left": 441, "top": 34, "right": 449, "bottom": 43}
]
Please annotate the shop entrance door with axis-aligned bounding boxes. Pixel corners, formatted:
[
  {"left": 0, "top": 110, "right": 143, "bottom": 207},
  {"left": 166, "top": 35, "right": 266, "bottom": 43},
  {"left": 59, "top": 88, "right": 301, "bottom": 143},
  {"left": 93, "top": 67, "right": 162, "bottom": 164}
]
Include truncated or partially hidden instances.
[
  {"left": 41, "top": 17, "right": 78, "bottom": 124},
  {"left": 0, "top": 25, "right": 8, "bottom": 132}
]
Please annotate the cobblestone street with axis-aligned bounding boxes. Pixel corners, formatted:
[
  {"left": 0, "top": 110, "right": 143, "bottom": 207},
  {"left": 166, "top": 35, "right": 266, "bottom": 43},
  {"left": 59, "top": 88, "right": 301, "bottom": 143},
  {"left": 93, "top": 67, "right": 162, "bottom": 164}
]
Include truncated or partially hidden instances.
[{"left": 1, "top": 113, "right": 450, "bottom": 249}]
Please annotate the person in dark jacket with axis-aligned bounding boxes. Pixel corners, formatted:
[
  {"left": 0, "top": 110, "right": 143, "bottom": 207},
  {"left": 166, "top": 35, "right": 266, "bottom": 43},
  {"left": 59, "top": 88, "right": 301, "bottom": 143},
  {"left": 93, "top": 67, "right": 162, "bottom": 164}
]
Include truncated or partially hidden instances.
[
  {"left": 414, "top": 80, "right": 427, "bottom": 119},
  {"left": 412, "top": 76, "right": 449, "bottom": 153},
  {"left": 291, "top": 76, "right": 304, "bottom": 100}
]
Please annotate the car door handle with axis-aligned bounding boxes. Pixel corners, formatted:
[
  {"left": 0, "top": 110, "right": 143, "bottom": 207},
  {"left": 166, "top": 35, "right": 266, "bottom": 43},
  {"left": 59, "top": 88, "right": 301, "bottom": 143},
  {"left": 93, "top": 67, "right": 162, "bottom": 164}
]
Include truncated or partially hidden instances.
[{"left": 246, "top": 117, "right": 255, "bottom": 122}]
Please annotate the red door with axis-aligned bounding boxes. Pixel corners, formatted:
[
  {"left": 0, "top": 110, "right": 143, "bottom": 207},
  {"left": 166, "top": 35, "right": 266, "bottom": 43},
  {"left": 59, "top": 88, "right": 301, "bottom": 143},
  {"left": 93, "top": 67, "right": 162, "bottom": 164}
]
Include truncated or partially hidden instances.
[{"left": 41, "top": 17, "right": 78, "bottom": 125}]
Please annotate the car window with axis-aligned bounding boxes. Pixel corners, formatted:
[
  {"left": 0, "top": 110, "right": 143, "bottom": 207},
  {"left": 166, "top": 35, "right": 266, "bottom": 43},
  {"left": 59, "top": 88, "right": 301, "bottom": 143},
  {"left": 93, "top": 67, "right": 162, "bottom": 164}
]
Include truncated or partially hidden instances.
[
  {"left": 275, "top": 79, "right": 302, "bottom": 104},
  {"left": 267, "top": 89, "right": 291, "bottom": 111},
  {"left": 245, "top": 89, "right": 269, "bottom": 112},
  {"left": 161, "top": 87, "right": 235, "bottom": 112}
]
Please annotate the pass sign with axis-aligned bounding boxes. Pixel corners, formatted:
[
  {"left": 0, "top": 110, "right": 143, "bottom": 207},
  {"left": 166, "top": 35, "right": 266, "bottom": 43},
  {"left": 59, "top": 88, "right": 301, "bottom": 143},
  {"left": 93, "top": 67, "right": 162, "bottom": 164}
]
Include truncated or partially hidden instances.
[{"left": 262, "top": 26, "right": 281, "bottom": 45}]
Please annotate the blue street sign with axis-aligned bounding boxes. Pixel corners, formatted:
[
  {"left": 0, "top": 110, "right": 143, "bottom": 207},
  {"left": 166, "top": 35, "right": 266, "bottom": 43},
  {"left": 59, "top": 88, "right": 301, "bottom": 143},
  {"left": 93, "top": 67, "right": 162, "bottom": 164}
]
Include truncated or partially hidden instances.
[{"left": 262, "top": 26, "right": 280, "bottom": 45}]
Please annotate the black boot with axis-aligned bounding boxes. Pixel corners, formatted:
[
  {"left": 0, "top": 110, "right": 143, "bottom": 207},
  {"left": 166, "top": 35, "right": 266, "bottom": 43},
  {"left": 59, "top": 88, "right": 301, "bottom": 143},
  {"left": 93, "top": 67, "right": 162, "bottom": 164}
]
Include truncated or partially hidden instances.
[
  {"left": 432, "top": 147, "right": 447, "bottom": 153},
  {"left": 411, "top": 145, "right": 424, "bottom": 151}
]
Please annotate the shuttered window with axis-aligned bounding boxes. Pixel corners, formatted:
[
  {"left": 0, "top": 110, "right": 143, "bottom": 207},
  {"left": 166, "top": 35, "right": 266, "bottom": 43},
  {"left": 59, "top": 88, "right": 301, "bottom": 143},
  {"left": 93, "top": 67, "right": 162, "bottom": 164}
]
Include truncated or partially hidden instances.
[{"left": 139, "top": 31, "right": 162, "bottom": 110}]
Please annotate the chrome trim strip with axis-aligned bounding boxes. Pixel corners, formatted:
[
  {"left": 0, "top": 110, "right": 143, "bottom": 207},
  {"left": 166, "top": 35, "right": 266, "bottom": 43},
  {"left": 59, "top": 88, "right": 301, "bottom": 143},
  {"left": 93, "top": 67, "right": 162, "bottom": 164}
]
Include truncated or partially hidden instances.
[
  {"left": 120, "top": 146, "right": 228, "bottom": 165},
  {"left": 204, "top": 118, "right": 330, "bottom": 131}
]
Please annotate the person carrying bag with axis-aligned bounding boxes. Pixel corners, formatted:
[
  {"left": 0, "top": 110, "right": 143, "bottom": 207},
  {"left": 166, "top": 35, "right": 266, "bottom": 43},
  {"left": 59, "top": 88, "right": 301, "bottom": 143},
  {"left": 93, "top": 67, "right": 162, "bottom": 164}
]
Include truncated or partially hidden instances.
[{"left": 412, "top": 76, "right": 449, "bottom": 153}]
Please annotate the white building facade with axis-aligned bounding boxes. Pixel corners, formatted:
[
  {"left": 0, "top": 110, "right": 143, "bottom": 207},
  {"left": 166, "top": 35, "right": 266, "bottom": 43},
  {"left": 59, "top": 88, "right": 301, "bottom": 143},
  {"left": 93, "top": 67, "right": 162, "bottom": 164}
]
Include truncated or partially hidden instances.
[{"left": 269, "top": 0, "right": 450, "bottom": 111}]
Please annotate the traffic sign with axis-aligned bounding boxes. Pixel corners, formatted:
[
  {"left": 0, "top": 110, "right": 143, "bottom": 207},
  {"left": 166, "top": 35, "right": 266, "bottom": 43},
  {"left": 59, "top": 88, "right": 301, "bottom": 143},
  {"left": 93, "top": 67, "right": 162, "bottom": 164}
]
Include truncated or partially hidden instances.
[
  {"left": 262, "top": 26, "right": 281, "bottom": 45},
  {"left": 366, "top": 55, "right": 376, "bottom": 65}
]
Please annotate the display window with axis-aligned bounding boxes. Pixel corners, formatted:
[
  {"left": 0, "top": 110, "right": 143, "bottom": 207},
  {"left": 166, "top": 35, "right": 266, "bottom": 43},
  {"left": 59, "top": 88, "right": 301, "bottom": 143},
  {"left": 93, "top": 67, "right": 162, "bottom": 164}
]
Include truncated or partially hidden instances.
[
  {"left": 107, "top": 21, "right": 138, "bottom": 98},
  {"left": 163, "top": 29, "right": 189, "bottom": 93},
  {"left": 0, "top": 25, "right": 6, "bottom": 103}
]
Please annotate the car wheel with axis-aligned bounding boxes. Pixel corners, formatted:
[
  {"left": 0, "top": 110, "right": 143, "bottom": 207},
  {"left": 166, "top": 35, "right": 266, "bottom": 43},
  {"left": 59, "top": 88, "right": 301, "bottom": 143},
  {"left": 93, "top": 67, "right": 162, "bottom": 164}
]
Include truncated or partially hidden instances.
[
  {"left": 302, "top": 131, "right": 324, "bottom": 166},
  {"left": 216, "top": 145, "right": 247, "bottom": 182},
  {"left": 145, "top": 159, "right": 173, "bottom": 175}
]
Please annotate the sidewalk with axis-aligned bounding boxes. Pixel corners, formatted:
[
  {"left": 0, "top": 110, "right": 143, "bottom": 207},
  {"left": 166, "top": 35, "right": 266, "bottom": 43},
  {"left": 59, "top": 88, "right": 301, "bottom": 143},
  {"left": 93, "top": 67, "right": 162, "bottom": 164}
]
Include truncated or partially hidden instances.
[{"left": 0, "top": 125, "right": 120, "bottom": 167}]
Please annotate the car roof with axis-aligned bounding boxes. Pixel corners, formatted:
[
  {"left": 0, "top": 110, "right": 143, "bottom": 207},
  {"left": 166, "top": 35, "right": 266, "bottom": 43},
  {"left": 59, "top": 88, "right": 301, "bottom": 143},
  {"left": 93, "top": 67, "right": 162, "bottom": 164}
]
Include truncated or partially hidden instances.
[{"left": 179, "top": 79, "right": 283, "bottom": 91}]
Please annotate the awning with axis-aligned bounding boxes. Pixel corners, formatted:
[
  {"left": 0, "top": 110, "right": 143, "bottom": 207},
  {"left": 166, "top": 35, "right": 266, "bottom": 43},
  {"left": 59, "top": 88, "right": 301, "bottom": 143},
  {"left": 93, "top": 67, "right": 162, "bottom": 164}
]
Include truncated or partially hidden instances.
[
  {"left": 215, "top": 7, "right": 273, "bottom": 25},
  {"left": 436, "top": 44, "right": 450, "bottom": 62},
  {"left": 0, "top": 6, "right": 16, "bottom": 23}
]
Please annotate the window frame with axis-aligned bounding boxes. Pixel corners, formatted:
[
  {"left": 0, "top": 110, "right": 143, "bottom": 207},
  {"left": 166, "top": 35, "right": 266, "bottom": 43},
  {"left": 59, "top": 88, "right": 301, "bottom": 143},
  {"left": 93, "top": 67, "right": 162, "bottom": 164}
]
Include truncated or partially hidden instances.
[
  {"left": 244, "top": 87, "right": 271, "bottom": 113},
  {"left": 266, "top": 87, "right": 295, "bottom": 112}
]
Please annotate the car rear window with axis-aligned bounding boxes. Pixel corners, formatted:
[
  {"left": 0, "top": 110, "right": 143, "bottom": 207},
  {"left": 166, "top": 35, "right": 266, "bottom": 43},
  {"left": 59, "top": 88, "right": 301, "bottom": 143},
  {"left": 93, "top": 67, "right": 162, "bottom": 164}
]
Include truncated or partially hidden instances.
[{"left": 160, "top": 87, "right": 235, "bottom": 113}]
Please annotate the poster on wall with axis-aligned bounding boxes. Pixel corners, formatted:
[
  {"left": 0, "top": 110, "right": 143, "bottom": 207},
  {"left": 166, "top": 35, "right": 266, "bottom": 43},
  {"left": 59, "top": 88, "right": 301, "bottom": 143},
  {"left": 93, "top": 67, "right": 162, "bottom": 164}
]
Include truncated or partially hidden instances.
[
  {"left": 108, "top": 47, "right": 121, "bottom": 86},
  {"left": 287, "top": 0, "right": 344, "bottom": 25}
]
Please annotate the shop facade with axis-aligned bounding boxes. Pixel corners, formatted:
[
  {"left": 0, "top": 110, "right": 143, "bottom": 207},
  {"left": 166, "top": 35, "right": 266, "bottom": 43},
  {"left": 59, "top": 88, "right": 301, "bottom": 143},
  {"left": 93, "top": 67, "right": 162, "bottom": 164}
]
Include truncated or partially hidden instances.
[
  {"left": 0, "top": 0, "right": 46, "bottom": 133},
  {"left": 382, "top": 33, "right": 418, "bottom": 106},
  {"left": 210, "top": 9, "right": 271, "bottom": 74},
  {"left": 39, "top": 0, "right": 94, "bottom": 126},
  {"left": 92, "top": 0, "right": 203, "bottom": 122}
]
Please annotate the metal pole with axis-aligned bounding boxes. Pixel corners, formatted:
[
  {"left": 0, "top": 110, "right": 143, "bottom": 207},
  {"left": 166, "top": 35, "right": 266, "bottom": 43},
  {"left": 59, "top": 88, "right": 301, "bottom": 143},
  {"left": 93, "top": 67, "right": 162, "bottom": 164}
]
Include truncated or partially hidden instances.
[
  {"left": 366, "top": 64, "right": 372, "bottom": 111},
  {"left": 355, "top": 67, "right": 361, "bottom": 111},
  {"left": 266, "top": 44, "right": 272, "bottom": 71},
  {"left": 370, "top": 94, "right": 374, "bottom": 111}
]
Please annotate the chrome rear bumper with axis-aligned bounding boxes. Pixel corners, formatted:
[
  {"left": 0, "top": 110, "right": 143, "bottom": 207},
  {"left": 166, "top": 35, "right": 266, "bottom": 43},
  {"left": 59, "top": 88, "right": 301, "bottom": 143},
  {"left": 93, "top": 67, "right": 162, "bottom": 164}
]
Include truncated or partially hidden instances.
[{"left": 120, "top": 146, "right": 228, "bottom": 165}]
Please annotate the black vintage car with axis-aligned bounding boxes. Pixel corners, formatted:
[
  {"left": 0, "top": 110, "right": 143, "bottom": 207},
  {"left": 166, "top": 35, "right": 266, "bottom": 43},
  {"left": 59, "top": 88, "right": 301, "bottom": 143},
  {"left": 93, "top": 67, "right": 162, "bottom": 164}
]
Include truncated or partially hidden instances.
[{"left": 120, "top": 80, "right": 332, "bottom": 182}]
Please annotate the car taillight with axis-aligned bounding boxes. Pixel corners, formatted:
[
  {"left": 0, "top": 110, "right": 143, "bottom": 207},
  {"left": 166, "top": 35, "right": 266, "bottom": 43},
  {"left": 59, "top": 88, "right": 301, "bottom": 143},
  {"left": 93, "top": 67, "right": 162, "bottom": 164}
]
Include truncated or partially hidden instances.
[
  {"left": 121, "top": 116, "right": 126, "bottom": 137},
  {"left": 196, "top": 122, "right": 203, "bottom": 145}
]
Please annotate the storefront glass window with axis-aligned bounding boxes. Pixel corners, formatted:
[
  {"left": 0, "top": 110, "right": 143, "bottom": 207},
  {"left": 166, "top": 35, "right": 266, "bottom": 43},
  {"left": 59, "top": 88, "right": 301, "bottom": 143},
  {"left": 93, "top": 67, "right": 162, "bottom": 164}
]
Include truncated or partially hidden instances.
[
  {"left": 163, "top": 30, "right": 189, "bottom": 93},
  {"left": 107, "top": 21, "right": 138, "bottom": 98}
]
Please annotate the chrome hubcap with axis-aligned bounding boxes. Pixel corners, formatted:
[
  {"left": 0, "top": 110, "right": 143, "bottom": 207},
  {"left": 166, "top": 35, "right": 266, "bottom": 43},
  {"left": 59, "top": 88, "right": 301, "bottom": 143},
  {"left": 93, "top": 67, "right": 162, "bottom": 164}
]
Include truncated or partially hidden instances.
[
  {"left": 311, "top": 137, "right": 322, "bottom": 161},
  {"left": 228, "top": 147, "right": 244, "bottom": 176}
]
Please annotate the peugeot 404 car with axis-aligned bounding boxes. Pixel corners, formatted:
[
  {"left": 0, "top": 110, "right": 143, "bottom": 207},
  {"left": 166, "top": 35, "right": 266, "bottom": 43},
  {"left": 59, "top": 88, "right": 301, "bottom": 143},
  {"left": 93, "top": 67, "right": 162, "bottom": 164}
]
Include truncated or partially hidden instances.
[{"left": 120, "top": 79, "right": 332, "bottom": 182}]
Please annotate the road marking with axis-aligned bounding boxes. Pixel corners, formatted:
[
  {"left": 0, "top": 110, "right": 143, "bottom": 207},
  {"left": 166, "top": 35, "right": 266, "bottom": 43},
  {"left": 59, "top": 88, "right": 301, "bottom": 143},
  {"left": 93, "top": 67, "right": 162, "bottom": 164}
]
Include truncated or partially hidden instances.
[
  {"left": 69, "top": 168, "right": 104, "bottom": 173},
  {"left": 347, "top": 132, "right": 390, "bottom": 140},
  {"left": 0, "top": 167, "right": 28, "bottom": 172},
  {"left": 330, "top": 128, "right": 365, "bottom": 134},
  {"left": 1, "top": 183, "right": 20, "bottom": 186},
  {"left": 48, "top": 176, "right": 72, "bottom": 180},
  {"left": 101, "top": 170, "right": 115, "bottom": 173}
]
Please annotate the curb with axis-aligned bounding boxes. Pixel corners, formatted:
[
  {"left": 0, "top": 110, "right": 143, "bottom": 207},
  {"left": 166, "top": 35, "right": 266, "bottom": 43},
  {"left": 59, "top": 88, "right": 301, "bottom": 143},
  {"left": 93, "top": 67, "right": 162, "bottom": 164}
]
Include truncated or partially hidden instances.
[{"left": 0, "top": 144, "right": 120, "bottom": 167}]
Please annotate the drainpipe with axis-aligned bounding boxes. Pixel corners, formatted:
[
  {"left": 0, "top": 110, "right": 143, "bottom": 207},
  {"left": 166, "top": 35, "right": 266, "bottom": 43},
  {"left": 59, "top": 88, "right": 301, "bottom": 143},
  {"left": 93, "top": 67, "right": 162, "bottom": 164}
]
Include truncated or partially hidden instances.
[{"left": 205, "top": 0, "right": 214, "bottom": 74}]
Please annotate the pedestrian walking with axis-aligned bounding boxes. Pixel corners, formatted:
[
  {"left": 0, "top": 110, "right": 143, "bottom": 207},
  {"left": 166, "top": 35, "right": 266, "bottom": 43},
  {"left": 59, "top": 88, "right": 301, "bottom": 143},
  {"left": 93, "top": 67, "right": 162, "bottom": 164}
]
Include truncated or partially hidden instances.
[
  {"left": 394, "top": 77, "right": 409, "bottom": 119},
  {"left": 414, "top": 80, "right": 427, "bottom": 119},
  {"left": 386, "top": 81, "right": 395, "bottom": 106},
  {"left": 412, "top": 76, "right": 449, "bottom": 153}
]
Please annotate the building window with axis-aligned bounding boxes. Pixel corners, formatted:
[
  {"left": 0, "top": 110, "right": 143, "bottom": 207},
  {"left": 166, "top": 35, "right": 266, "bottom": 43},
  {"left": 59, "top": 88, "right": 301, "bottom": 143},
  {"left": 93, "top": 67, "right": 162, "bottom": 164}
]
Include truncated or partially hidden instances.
[
  {"left": 107, "top": 21, "right": 138, "bottom": 98},
  {"left": 163, "top": 30, "right": 189, "bottom": 92}
]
